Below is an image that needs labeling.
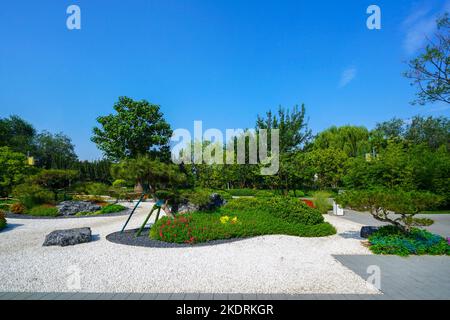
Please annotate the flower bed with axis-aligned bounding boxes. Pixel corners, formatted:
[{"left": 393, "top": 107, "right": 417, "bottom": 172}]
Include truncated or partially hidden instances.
[{"left": 150, "top": 197, "right": 336, "bottom": 244}]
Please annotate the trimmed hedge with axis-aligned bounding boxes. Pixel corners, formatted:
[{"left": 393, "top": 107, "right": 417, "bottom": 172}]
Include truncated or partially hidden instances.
[{"left": 368, "top": 226, "right": 450, "bottom": 256}]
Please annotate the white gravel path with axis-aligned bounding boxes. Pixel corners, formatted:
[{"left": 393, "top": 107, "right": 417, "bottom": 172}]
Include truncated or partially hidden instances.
[{"left": 0, "top": 202, "right": 380, "bottom": 294}]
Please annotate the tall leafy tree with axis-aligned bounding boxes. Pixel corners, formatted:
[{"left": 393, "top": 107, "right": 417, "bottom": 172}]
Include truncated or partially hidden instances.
[
  {"left": 34, "top": 131, "right": 78, "bottom": 169},
  {"left": 92, "top": 96, "right": 173, "bottom": 160},
  {"left": 0, "top": 115, "right": 36, "bottom": 155},
  {"left": 312, "top": 126, "right": 370, "bottom": 157},
  {"left": 404, "top": 14, "right": 450, "bottom": 105},
  {"left": 256, "top": 104, "right": 311, "bottom": 153},
  {"left": 0, "top": 147, "right": 31, "bottom": 197}
]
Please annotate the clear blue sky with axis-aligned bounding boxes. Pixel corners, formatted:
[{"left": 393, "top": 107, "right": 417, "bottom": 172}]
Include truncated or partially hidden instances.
[{"left": 1, "top": 0, "right": 449, "bottom": 160}]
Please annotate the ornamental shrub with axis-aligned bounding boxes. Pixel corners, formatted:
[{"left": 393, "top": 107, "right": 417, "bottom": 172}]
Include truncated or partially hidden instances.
[
  {"left": 100, "top": 204, "right": 126, "bottom": 214},
  {"left": 368, "top": 226, "right": 450, "bottom": 256},
  {"left": 12, "top": 184, "right": 54, "bottom": 208},
  {"left": 10, "top": 203, "right": 26, "bottom": 214},
  {"left": 312, "top": 191, "right": 332, "bottom": 214}
]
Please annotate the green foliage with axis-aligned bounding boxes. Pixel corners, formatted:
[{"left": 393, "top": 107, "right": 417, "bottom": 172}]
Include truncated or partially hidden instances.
[
  {"left": 336, "top": 188, "right": 443, "bottom": 233},
  {"left": 0, "top": 210, "right": 6, "bottom": 230},
  {"left": 368, "top": 226, "right": 450, "bottom": 256},
  {"left": 91, "top": 96, "right": 173, "bottom": 160},
  {"left": 85, "top": 182, "right": 109, "bottom": 196},
  {"left": 0, "top": 115, "right": 36, "bottom": 155},
  {"left": 33, "top": 131, "right": 78, "bottom": 169},
  {"left": 111, "top": 156, "right": 186, "bottom": 194},
  {"left": 224, "top": 197, "right": 324, "bottom": 225},
  {"left": 256, "top": 104, "right": 312, "bottom": 153},
  {"left": 312, "top": 191, "right": 332, "bottom": 214},
  {"left": 150, "top": 207, "right": 336, "bottom": 244},
  {"left": 404, "top": 14, "right": 449, "bottom": 105},
  {"left": 12, "top": 184, "right": 54, "bottom": 208},
  {"left": 10, "top": 202, "right": 26, "bottom": 214},
  {"left": 28, "top": 205, "right": 59, "bottom": 217},
  {"left": 32, "top": 169, "right": 78, "bottom": 201},
  {"left": 100, "top": 204, "right": 126, "bottom": 214},
  {"left": 73, "top": 159, "right": 112, "bottom": 184},
  {"left": 0, "top": 147, "right": 30, "bottom": 197},
  {"left": 312, "top": 125, "right": 370, "bottom": 157},
  {"left": 228, "top": 189, "right": 257, "bottom": 197}
]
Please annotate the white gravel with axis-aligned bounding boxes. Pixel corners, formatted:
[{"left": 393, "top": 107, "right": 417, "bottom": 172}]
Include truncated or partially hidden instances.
[{"left": 0, "top": 202, "right": 380, "bottom": 294}]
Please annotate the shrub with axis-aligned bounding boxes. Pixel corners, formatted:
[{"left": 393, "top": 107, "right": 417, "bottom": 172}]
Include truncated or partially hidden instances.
[
  {"left": 228, "top": 189, "right": 257, "bottom": 197},
  {"left": 312, "top": 191, "right": 332, "bottom": 214},
  {"left": 151, "top": 209, "right": 336, "bottom": 244},
  {"left": 0, "top": 210, "right": 6, "bottom": 230},
  {"left": 225, "top": 197, "right": 324, "bottom": 226},
  {"left": 10, "top": 203, "right": 26, "bottom": 214},
  {"left": 85, "top": 182, "right": 109, "bottom": 196},
  {"left": 368, "top": 226, "right": 450, "bottom": 256},
  {"left": 288, "top": 190, "right": 306, "bottom": 197},
  {"left": 100, "top": 204, "right": 126, "bottom": 214},
  {"left": 28, "top": 205, "right": 59, "bottom": 217},
  {"left": 12, "top": 184, "right": 54, "bottom": 208},
  {"left": 255, "top": 190, "right": 276, "bottom": 198}
]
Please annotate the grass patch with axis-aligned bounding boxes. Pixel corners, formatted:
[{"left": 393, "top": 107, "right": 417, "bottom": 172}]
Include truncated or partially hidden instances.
[
  {"left": 76, "top": 203, "right": 127, "bottom": 216},
  {"left": 27, "top": 205, "right": 59, "bottom": 217},
  {"left": 150, "top": 197, "right": 336, "bottom": 244},
  {"left": 368, "top": 226, "right": 450, "bottom": 256}
]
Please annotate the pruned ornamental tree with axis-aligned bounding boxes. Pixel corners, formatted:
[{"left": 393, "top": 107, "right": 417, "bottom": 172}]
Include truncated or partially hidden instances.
[
  {"left": 111, "top": 156, "right": 186, "bottom": 196},
  {"left": 32, "top": 169, "right": 78, "bottom": 201},
  {"left": 404, "top": 14, "right": 450, "bottom": 105},
  {"left": 336, "top": 188, "right": 442, "bottom": 233},
  {"left": 92, "top": 96, "right": 173, "bottom": 161}
]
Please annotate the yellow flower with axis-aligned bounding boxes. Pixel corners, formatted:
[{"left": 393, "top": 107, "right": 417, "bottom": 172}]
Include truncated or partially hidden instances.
[
  {"left": 231, "top": 216, "right": 238, "bottom": 224},
  {"left": 220, "top": 216, "right": 230, "bottom": 224}
]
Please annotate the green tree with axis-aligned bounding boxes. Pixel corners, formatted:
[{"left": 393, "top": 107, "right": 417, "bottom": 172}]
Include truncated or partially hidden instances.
[
  {"left": 312, "top": 125, "right": 370, "bottom": 157},
  {"left": 0, "top": 147, "right": 30, "bottom": 197},
  {"left": 336, "top": 189, "right": 442, "bottom": 233},
  {"left": 34, "top": 131, "right": 78, "bottom": 169},
  {"left": 0, "top": 115, "right": 36, "bottom": 155},
  {"left": 307, "top": 148, "right": 348, "bottom": 189},
  {"left": 404, "top": 14, "right": 450, "bottom": 105},
  {"left": 92, "top": 96, "right": 172, "bottom": 160},
  {"left": 256, "top": 104, "right": 311, "bottom": 153},
  {"left": 111, "top": 156, "right": 186, "bottom": 196},
  {"left": 32, "top": 169, "right": 79, "bottom": 201}
]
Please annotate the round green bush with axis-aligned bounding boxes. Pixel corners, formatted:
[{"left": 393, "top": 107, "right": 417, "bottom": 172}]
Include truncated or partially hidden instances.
[
  {"left": 100, "top": 204, "right": 127, "bottom": 214},
  {"left": 12, "top": 184, "right": 54, "bottom": 209}
]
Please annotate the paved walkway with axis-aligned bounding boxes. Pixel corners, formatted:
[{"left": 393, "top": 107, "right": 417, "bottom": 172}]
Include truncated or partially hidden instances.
[
  {"left": 334, "top": 255, "right": 450, "bottom": 299},
  {"left": 0, "top": 292, "right": 389, "bottom": 300},
  {"left": 339, "top": 210, "right": 450, "bottom": 238}
]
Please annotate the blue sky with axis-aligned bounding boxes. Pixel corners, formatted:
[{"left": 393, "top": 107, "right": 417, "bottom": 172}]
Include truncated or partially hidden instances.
[{"left": 1, "top": 0, "right": 449, "bottom": 160}]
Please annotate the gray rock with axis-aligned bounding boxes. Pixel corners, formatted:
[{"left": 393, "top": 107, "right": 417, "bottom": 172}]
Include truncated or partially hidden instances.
[
  {"left": 57, "top": 201, "right": 101, "bottom": 216},
  {"left": 177, "top": 203, "right": 200, "bottom": 214},
  {"left": 43, "top": 227, "right": 92, "bottom": 247},
  {"left": 360, "top": 226, "right": 380, "bottom": 239}
]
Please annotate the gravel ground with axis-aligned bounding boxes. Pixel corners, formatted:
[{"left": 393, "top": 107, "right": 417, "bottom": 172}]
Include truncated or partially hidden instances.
[{"left": 0, "top": 202, "right": 380, "bottom": 294}]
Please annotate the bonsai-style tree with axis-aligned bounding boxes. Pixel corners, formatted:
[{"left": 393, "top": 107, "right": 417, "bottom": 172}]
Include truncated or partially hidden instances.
[
  {"left": 336, "top": 188, "right": 442, "bottom": 233},
  {"left": 91, "top": 96, "right": 173, "bottom": 161},
  {"left": 111, "top": 156, "right": 186, "bottom": 198},
  {"left": 32, "top": 169, "right": 78, "bottom": 201}
]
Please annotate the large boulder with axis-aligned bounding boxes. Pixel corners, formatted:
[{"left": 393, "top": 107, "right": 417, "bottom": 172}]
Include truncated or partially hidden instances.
[
  {"left": 360, "top": 226, "right": 380, "bottom": 239},
  {"left": 57, "top": 201, "right": 101, "bottom": 216},
  {"left": 43, "top": 227, "right": 92, "bottom": 247}
]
